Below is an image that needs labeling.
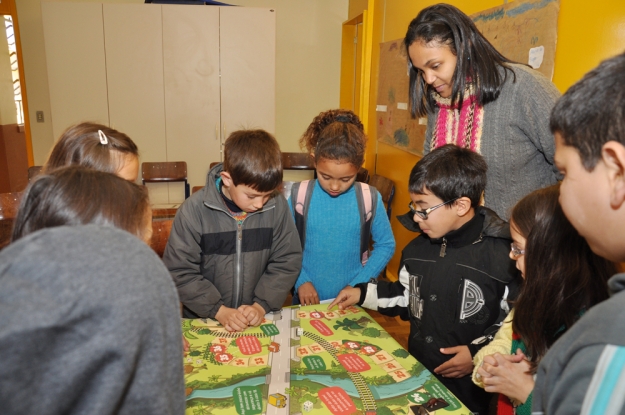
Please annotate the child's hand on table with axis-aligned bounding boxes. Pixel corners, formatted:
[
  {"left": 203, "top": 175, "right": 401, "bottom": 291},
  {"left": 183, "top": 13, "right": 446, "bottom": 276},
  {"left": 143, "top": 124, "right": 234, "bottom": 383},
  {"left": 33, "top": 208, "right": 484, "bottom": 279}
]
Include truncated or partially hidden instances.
[
  {"left": 328, "top": 286, "right": 361, "bottom": 310},
  {"left": 238, "top": 303, "right": 266, "bottom": 327},
  {"left": 434, "top": 345, "right": 473, "bottom": 378},
  {"left": 215, "top": 305, "right": 249, "bottom": 332},
  {"left": 298, "top": 282, "right": 320, "bottom": 306}
]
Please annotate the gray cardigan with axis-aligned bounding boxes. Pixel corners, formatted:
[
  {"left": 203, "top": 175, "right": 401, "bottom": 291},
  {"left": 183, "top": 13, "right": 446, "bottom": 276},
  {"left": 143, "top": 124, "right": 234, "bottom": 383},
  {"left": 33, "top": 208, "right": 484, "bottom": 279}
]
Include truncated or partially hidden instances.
[{"left": 425, "top": 64, "right": 562, "bottom": 218}]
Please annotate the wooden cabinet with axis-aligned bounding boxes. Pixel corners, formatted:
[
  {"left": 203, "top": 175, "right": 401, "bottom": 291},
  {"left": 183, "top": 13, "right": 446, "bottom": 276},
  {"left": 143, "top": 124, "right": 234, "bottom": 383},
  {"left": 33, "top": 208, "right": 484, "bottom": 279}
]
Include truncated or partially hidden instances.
[{"left": 42, "top": 3, "right": 275, "bottom": 204}]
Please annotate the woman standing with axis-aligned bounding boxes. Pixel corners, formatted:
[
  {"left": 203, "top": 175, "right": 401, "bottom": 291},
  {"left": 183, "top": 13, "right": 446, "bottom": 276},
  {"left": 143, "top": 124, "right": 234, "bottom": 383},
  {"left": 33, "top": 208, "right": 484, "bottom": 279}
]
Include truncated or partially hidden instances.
[{"left": 405, "top": 3, "right": 561, "bottom": 218}]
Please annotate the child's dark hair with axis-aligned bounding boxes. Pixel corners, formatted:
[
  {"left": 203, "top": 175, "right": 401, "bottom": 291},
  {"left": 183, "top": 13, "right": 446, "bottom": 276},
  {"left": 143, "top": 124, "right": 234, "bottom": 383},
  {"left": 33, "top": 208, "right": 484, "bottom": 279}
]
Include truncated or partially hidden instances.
[
  {"left": 550, "top": 51, "right": 625, "bottom": 171},
  {"left": 300, "top": 109, "right": 366, "bottom": 167},
  {"left": 43, "top": 122, "right": 139, "bottom": 175},
  {"left": 510, "top": 184, "right": 614, "bottom": 372},
  {"left": 12, "top": 166, "right": 151, "bottom": 242},
  {"left": 223, "top": 129, "right": 282, "bottom": 192},
  {"left": 409, "top": 144, "right": 486, "bottom": 208},
  {"left": 404, "top": 3, "right": 516, "bottom": 117}
]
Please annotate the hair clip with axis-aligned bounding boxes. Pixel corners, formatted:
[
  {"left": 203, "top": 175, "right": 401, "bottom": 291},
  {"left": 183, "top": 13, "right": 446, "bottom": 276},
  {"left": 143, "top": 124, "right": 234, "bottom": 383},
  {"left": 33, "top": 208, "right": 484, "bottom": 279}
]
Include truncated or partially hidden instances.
[{"left": 98, "top": 130, "right": 109, "bottom": 145}]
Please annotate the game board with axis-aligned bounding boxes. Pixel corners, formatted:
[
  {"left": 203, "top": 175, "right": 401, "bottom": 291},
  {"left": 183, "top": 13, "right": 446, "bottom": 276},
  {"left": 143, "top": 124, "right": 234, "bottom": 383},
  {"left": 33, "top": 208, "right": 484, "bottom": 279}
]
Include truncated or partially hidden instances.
[{"left": 183, "top": 305, "right": 471, "bottom": 415}]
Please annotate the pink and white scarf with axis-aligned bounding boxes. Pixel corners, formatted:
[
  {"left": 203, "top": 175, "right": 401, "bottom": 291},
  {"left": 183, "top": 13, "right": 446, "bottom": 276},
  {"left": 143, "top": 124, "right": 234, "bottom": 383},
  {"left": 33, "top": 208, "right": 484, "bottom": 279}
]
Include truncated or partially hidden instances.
[{"left": 431, "top": 85, "right": 484, "bottom": 153}]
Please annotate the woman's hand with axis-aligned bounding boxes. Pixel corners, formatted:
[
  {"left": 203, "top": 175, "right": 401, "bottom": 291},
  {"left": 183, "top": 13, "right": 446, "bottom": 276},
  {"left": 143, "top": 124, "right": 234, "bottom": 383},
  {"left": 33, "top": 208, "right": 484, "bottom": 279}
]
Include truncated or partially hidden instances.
[{"left": 478, "top": 350, "right": 534, "bottom": 404}]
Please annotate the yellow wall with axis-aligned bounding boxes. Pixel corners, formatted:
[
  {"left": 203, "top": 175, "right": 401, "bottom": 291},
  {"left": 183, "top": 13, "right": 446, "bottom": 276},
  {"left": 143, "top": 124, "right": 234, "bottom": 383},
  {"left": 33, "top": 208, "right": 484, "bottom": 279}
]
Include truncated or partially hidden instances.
[{"left": 352, "top": 0, "right": 625, "bottom": 280}]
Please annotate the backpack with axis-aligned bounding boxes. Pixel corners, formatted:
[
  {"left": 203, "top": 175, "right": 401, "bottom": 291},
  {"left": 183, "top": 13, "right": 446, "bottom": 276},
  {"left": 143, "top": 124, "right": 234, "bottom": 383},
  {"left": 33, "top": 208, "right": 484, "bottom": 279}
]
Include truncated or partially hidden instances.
[{"left": 290, "top": 179, "right": 377, "bottom": 266}]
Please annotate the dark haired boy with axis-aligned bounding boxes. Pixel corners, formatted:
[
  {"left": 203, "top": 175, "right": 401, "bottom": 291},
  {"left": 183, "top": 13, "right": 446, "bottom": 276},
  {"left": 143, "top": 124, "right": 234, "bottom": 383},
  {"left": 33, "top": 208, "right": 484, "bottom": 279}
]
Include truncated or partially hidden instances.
[
  {"left": 330, "top": 144, "right": 518, "bottom": 415},
  {"left": 532, "top": 52, "right": 625, "bottom": 414},
  {"left": 164, "top": 130, "right": 302, "bottom": 332}
]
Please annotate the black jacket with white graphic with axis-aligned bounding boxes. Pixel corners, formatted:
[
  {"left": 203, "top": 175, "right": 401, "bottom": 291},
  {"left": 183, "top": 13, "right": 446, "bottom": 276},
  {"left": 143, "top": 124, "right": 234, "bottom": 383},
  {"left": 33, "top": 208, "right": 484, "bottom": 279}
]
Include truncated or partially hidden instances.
[{"left": 357, "top": 206, "right": 519, "bottom": 414}]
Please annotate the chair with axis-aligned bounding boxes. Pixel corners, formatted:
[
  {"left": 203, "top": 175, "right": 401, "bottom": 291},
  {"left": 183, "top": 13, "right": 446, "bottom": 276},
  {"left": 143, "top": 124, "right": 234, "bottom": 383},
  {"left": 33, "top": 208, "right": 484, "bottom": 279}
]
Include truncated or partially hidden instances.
[
  {"left": 369, "top": 174, "right": 395, "bottom": 280},
  {"left": 149, "top": 218, "right": 173, "bottom": 258},
  {"left": 192, "top": 186, "right": 204, "bottom": 195},
  {"left": 369, "top": 174, "right": 395, "bottom": 220},
  {"left": 0, "top": 192, "right": 22, "bottom": 251},
  {"left": 281, "top": 152, "right": 316, "bottom": 199},
  {"left": 142, "top": 161, "right": 190, "bottom": 199},
  {"left": 356, "top": 167, "right": 369, "bottom": 183},
  {"left": 281, "top": 152, "right": 315, "bottom": 171},
  {"left": 28, "top": 166, "right": 43, "bottom": 182}
]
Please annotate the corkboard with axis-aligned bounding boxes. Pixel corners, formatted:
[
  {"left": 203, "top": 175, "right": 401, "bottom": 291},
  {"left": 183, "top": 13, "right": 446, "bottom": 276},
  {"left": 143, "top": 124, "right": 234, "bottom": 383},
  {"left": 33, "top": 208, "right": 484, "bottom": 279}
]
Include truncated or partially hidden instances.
[{"left": 376, "top": 0, "right": 560, "bottom": 156}]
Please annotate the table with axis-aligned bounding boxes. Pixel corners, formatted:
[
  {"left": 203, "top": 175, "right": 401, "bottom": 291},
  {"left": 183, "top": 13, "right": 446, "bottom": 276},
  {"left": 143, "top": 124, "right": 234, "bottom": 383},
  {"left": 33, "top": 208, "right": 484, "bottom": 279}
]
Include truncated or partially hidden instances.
[{"left": 183, "top": 304, "right": 469, "bottom": 415}]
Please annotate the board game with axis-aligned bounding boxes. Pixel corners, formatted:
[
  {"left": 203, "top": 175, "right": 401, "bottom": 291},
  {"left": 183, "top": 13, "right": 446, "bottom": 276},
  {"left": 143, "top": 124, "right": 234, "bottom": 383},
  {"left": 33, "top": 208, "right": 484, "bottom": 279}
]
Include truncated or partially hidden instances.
[{"left": 183, "top": 305, "right": 470, "bottom": 415}]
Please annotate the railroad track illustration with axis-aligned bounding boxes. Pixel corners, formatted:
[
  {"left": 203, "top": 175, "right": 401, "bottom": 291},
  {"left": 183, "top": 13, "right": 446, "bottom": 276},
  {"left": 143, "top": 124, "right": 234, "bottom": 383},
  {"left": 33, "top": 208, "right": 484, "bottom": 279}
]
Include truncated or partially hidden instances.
[
  {"left": 302, "top": 331, "right": 377, "bottom": 413},
  {"left": 190, "top": 327, "right": 270, "bottom": 339}
]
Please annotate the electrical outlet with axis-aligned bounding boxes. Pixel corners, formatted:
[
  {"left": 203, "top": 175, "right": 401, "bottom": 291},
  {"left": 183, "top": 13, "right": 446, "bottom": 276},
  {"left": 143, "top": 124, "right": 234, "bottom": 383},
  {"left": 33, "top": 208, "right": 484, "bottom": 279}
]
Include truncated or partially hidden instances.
[{"left": 36, "top": 111, "right": 44, "bottom": 122}]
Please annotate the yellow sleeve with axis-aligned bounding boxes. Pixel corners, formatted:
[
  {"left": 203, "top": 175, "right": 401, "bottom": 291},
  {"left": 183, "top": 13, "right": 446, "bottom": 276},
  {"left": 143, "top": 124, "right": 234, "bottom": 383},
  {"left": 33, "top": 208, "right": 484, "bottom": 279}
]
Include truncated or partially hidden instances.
[{"left": 472, "top": 309, "right": 515, "bottom": 388}]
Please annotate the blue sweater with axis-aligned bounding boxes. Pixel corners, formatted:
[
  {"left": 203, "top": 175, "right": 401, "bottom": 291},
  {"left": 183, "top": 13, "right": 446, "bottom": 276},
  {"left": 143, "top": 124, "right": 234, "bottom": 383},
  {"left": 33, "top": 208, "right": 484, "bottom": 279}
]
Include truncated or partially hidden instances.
[{"left": 289, "top": 180, "right": 395, "bottom": 301}]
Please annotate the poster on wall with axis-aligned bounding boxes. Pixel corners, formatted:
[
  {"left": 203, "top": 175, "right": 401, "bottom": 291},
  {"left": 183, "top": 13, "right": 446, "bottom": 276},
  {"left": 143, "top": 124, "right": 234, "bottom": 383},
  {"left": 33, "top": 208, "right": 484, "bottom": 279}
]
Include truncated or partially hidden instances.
[{"left": 376, "top": 0, "right": 560, "bottom": 156}]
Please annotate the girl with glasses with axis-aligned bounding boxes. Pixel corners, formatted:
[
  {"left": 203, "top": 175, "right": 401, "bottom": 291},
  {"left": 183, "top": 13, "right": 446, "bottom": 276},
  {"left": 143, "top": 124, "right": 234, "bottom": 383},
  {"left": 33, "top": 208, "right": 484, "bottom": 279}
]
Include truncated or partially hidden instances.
[{"left": 473, "top": 184, "right": 615, "bottom": 413}]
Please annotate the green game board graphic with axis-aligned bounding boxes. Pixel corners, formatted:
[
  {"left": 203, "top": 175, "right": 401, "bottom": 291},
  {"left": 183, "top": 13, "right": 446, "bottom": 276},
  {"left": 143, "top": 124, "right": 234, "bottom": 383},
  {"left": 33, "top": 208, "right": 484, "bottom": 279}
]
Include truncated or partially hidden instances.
[{"left": 183, "top": 305, "right": 471, "bottom": 415}]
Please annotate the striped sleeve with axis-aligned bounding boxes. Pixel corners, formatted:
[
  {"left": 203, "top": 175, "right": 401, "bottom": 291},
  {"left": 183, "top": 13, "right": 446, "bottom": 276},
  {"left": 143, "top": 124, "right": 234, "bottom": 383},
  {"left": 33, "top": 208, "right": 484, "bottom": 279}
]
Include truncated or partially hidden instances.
[{"left": 581, "top": 345, "right": 625, "bottom": 415}]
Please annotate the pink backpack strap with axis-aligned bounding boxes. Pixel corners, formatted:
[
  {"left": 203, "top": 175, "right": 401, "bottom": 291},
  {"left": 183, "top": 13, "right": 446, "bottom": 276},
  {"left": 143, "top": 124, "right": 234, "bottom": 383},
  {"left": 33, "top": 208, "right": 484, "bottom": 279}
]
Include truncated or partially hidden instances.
[
  {"left": 295, "top": 180, "right": 310, "bottom": 216},
  {"left": 360, "top": 183, "right": 373, "bottom": 221}
]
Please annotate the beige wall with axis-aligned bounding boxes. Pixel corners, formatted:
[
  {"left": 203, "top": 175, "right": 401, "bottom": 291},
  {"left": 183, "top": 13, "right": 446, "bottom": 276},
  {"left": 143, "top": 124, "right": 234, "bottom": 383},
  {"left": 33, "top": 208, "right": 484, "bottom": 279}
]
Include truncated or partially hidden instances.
[{"left": 17, "top": 0, "right": 348, "bottom": 164}]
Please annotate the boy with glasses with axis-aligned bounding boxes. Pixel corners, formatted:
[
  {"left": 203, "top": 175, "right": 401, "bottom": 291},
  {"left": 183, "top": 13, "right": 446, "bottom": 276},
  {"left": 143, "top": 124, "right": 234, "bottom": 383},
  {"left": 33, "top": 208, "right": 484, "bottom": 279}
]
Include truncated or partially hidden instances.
[{"left": 330, "top": 144, "right": 518, "bottom": 415}]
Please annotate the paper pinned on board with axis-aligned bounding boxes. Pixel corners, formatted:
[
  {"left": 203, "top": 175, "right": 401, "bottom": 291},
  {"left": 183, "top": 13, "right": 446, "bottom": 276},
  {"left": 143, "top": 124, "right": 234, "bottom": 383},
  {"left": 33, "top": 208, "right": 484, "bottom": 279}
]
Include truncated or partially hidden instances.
[
  {"left": 397, "top": 102, "right": 408, "bottom": 110},
  {"left": 528, "top": 46, "right": 545, "bottom": 69},
  {"left": 376, "top": 105, "right": 388, "bottom": 112}
]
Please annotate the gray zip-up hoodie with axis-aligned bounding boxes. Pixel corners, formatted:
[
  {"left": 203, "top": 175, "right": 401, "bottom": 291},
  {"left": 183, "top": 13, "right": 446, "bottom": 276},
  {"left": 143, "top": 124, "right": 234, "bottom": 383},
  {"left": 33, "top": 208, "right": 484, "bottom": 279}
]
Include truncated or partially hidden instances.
[
  {"left": 0, "top": 225, "right": 185, "bottom": 415},
  {"left": 164, "top": 163, "right": 302, "bottom": 319},
  {"left": 532, "top": 273, "right": 625, "bottom": 415}
]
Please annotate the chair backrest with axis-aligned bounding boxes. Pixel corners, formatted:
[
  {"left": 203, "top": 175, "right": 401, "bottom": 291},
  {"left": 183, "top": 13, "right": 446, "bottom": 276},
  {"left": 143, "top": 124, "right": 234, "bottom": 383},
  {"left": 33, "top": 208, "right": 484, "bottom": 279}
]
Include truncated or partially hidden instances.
[
  {"left": 0, "top": 218, "right": 13, "bottom": 251},
  {"left": 149, "top": 218, "right": 173, "bottom": 258},
  {"left": 209, "top": 161, "right": 220, "bottom": 170},
  {"left": 192, "top": 186, "right": 203, "bottom": 194},
  {"left": 0, "top": 192, "right": 22, "bottom": 252},
  {"left": 142, "top": 161, "right": 187, "bottom": 182},
  {"left": 142, "top": 161, "right": 189, "bottom": 199},
  {"left": 28, "top": 166, "right": 43, "bottom": 182},
  {"left": 356, "top": 167, "right": 369, "bottom": 183},
  {"left": 369, "top": 174, "right": 395, "bottom": 219},
  {"left": 281, "top": 152, "right": 315, "bottom": 171},
  {"left": 0, "top": 192, "right": 22, "bottom": 220}
]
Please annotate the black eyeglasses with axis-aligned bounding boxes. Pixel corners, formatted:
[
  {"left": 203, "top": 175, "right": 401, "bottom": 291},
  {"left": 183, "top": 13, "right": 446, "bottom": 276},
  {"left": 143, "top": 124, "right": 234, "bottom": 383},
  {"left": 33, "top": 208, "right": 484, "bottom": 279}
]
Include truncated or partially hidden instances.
[{"left": 409, "top": 197, "right": 460, "bottom": 220}]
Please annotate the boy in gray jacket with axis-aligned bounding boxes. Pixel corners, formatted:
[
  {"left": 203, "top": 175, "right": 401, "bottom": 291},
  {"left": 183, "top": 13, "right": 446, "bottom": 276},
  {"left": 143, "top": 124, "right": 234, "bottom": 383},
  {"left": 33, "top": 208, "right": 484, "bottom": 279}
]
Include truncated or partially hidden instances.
[
  {"left": 532, "top": 52, "right": 625, "bottom": 414},
  {"left": 164, "top": 130, "right": 302, "bottom": 332}
]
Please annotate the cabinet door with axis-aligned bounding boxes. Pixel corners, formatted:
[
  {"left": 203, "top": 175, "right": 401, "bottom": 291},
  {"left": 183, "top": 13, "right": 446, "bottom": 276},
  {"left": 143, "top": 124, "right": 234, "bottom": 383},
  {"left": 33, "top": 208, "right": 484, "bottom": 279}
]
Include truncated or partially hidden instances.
[
  {"left": 162, "top": 5, "right": 220, "bottom": 190},
  {"left": 103, "top": 4, "right": 170, "bottom": 202},
  {"left": 220, "top": 7, "right": 276, "bottom": 142},
  {"left": 41, "top": 2, "right": 109, "bottom": 140}
]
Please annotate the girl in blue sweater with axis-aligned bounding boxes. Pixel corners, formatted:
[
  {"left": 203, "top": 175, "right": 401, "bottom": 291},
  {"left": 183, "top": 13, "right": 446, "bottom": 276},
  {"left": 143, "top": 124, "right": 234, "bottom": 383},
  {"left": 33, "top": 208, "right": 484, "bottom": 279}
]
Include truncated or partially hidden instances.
[{"left": 290, "top": 109, "right": 395, "bottom": 305}]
